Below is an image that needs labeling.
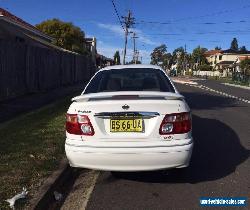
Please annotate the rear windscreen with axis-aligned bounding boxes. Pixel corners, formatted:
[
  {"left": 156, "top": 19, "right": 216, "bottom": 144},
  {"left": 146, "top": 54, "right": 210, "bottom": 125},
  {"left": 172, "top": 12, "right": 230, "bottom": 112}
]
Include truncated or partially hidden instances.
[{"left": 84, "top": 68, "right": 175, "bottom": 94}]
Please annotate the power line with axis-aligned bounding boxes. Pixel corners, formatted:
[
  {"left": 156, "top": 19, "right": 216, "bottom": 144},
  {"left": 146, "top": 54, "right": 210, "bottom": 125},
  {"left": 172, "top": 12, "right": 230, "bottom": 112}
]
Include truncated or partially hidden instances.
[
  {"left": 139, "top": 4, "right": 250, "bottom": 25},
  {"left": 134, "top": 4, "right": 250, "bottom": 26},
  {"left": 135, "top": 19, "right": 249, "bottom": 25},
  {"left": 110, "top": 0, "right": 125, "bottom": 31},
  {"left": 142, "top": 30, "right": 250, "bottom": 37}
]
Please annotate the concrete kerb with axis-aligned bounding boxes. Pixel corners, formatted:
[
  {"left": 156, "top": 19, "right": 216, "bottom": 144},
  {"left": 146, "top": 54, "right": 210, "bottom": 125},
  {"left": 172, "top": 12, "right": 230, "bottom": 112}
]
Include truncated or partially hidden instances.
[{"left": 29, "top": 159, "right": 80, "bottom": 210}]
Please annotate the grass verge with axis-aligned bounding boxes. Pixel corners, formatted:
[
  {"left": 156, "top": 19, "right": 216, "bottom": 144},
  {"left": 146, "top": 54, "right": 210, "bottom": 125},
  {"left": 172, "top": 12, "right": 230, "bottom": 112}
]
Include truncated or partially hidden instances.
[
  {"left": 0, "top": 96, "right": 72, "bottom": 209},
  {"left": 208, "top": 76, "right": 250, "bottom": 87}
]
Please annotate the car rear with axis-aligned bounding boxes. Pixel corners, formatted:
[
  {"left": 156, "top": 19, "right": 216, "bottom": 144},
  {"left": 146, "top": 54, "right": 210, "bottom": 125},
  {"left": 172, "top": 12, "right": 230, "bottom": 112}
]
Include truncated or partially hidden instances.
[{"left": 65, "top": 65, "right": 193, "bottom": 171}]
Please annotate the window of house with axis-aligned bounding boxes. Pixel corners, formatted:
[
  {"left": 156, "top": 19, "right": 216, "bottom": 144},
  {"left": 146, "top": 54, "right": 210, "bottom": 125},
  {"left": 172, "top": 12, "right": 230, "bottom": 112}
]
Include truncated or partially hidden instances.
[{"left": 219, "top": 55, "right": 222, "bottom": 60}]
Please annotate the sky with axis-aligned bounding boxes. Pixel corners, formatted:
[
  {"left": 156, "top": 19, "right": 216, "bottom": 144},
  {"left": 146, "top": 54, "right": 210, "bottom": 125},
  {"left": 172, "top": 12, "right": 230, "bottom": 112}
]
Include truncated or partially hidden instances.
[{"left": 1, "top": 0, "right": 250, "bottom": 63}]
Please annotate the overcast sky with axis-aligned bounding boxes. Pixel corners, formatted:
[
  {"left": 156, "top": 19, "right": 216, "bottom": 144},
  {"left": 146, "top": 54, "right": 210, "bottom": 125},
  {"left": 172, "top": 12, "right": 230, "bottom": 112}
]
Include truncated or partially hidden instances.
[{"left": 1, "top": 0, "right": 250, "bottom": 63}]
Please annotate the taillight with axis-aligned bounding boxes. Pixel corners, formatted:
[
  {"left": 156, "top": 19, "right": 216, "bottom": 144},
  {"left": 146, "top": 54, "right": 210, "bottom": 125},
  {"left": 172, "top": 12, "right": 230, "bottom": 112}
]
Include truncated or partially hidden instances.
[
  {"left": 159, "top": 112, "right": 191, "bottom": 135},
  {"left": 66, "top": 114, "right": 94, "bottom": 136}
]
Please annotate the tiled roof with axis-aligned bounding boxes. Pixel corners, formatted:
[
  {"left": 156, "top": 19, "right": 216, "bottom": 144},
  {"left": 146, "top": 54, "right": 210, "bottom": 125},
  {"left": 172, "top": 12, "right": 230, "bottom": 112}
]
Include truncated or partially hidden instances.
[
  {"left": 0, "top": 8, "right": 40, "bottom": 32},
  {"left": 204, "top": 50, "right": 222, "bottom": 56},
  {"left": 222, "top": 49, "right": 250, "bottom": 54}
]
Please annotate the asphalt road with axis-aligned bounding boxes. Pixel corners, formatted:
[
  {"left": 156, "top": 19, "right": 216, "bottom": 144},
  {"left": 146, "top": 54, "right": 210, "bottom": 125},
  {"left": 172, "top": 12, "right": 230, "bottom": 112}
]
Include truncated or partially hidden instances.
[
  {"left": 64, "top": 83, "right": 250, "bottom": 210},
  {"left": 195, "top": 79, "right": 250, "bottom": 101}
]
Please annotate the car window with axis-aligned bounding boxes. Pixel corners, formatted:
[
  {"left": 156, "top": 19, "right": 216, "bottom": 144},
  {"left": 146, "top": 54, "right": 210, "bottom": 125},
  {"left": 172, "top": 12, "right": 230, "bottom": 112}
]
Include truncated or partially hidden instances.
[{"left": 84, "top": 68, "right": 175, "bottom": 94}]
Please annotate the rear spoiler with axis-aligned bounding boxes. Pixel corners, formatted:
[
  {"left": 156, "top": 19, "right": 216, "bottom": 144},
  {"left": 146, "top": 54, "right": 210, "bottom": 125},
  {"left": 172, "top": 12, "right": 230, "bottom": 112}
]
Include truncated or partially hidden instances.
[{"left": 72, "top": 91, "right": 184, "bottom": 102}]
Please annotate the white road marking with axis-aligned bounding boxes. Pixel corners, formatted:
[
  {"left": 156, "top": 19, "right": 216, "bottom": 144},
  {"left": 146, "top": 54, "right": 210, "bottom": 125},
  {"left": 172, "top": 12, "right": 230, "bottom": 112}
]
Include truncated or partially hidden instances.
[
  {"left": 222, "top": 83, "right": 250, "bottom": 90},
  {"left": 176, "top": 82, "right": 250, "bottom": 104}
]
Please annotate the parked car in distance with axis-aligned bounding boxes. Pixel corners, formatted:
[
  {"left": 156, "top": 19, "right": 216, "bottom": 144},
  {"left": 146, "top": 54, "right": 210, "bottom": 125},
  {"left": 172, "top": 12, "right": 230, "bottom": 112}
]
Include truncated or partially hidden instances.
[{"left": 65, "top": 65, "right": 193, "bottom": 172}]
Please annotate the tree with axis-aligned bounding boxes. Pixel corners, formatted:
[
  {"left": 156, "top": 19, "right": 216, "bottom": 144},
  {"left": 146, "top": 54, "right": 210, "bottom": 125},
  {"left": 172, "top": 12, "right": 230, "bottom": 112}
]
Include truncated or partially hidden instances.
[
  {"left": 230, "top": 38, "right": 239, "bottom": 51},
  {"left": 172, "top": 47, "right": 185, "bottom": 63},
  {"left": 192, "top": 46, "right": 208, "bottom": 67},
  {"left": 36, "top": 19, "right": 86, "bottom": 54},
  {"left": 215, "top": 46, "right": 222, "bottom": 50},
  {"left": 150, "top": 44, "right": 167, "bottom": 65},
  {"left": 171, "top": 47, "right": 186, "bottom": 73},
  {"left": 239, "top": 46, "right": 248, "bottom": 53},
  {"left": 162, "top": 53, "right": 172, "bottom": 69},
  {"left": 150, "top": 44, "right": 171, "bottom": 69},
  {"left": 113, "top": 51, "right": 121, "bottom": 65},
  {"left": 240, "top": 58, "right": 250, "bottom": 76},
  {"left": 127, "top": 60, "right": 141, "bottom": 64}
]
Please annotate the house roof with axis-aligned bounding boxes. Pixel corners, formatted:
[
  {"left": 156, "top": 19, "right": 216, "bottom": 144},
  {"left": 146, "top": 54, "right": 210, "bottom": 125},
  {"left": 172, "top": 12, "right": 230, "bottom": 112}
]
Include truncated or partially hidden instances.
[
  {"left": 85, "top": 37, "right": 96, "bottom": 42},
  {"left": 204, "top": 50, "right": 222, "bottom": 57},
  {"left": 222, "top": 49, "right": 250, "bottom": 54},
  {"left": 96, "top": 53, "right": 113, "bottom": 61},
  {"left": 0, "top": 8, "right": 38, "bottom": 31},
  {"left": 0, "top": 8, "right": 53, "bottom": 41}
]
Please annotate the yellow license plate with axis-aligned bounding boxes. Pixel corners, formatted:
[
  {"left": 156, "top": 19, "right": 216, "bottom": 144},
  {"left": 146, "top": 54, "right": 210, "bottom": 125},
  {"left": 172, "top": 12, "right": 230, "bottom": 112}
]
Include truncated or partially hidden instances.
[{"left": 110, "top": 119, "right": 143, "bottom": 132}]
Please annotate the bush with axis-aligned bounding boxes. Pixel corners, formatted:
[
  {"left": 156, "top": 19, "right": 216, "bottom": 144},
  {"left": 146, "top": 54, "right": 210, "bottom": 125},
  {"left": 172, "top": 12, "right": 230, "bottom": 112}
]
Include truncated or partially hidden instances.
[{"left": 199, "top": 64, "right": 212, "bottom": 71}]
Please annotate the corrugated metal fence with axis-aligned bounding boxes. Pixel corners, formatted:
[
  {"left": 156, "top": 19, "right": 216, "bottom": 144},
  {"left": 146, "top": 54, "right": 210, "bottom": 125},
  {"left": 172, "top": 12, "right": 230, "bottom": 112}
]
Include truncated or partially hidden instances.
[{"left": 0, "top": 41, "right": 95, "bottom": 101}]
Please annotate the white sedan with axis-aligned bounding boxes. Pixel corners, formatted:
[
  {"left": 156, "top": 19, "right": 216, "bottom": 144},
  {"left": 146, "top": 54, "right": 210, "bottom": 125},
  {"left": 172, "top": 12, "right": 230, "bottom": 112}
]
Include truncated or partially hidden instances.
[{"left": 65, "top": 65, "right": 193, "bottom": 172}]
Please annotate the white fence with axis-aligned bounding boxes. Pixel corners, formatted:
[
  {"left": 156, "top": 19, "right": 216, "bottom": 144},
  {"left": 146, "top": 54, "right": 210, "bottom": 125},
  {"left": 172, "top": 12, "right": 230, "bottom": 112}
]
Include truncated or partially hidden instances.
[{"left": 192, "top": 70, "right": 226, "bottom": 77}]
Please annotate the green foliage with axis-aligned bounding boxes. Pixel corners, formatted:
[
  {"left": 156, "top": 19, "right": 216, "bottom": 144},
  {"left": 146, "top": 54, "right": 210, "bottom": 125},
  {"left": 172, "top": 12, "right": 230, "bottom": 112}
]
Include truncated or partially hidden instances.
[
  {"left": 230, "top": 38, "right": 238, "bottom": 51},
  {"left": 240, "top": 58, "right": 250, "bottom": 75},
  {"left": 113, "top": 51, "right": 121, "bottom": 65},
  {"left": 150, "top": 44, "right": 171, "bottom": 69},
  {"left": 199, "top": 64, "right": 212, "bottom": 71},
  {"left": 239, "top": 46, "right": 248, "bottom": 53},
  {"left": 172, "top": 47, "right": 185, "bottom": 62},
  {"left": 192, "top": 46, "right": 208, "bottom": 65},
  {"left": 150, "top": 44, "right": 167, "bottom": 65},
  {"left": 172, "top": 47, "right": 188, "bottom": 72},
  {"left": 36, "top": 19, "right": 86, "bottom": 54},
  {"left": 215, "top": 46, "right": 221, "bottom": 50},
  {"left": 127, "top": 60, "right": 141, "bottom": 64}
]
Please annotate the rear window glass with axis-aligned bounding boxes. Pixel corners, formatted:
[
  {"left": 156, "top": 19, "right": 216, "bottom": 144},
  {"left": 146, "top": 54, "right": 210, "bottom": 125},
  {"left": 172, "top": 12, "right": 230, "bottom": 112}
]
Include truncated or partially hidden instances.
[{"left": 84, "top": 68, "right": 175, "bottom": 94}]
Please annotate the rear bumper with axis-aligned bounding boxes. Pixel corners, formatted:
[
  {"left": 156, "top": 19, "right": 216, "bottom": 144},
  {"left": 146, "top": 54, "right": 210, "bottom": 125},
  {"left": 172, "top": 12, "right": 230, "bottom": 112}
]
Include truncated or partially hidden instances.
[{"left": 65, "top": 140, "right": 193, "bottom": 171}]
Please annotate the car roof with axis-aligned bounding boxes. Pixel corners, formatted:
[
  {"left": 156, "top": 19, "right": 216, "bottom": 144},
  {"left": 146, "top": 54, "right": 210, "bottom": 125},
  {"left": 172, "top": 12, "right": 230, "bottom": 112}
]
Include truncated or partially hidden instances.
[{"left": 99, "top": 64, "right": 163, "bottom": 72}]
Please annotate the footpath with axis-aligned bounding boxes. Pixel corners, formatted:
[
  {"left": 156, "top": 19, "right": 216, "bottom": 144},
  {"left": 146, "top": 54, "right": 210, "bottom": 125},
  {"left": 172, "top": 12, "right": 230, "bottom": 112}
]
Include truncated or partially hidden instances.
[{"left": 0, "top": 83, "right": 86, "bottom": 123}]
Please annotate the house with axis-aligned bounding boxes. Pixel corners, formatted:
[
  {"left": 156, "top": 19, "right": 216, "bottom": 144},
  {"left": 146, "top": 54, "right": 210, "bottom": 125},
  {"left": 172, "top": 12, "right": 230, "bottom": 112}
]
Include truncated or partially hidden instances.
[
  {"left": 0, "top": 8, "right": 53, "bottom": 47},
  {"left": 0, "top": 8, "right": 97, "bottom": 101},
  {"left": 85, "top": 37, "right": 97, "bottom": 65},
  {"left": 204, "top": 49, "right": 222, "bottom": 65},
  {"left": 0, "top": 8, "right": 78, "bottom": 54},
  {"left": 96, "top": 53, "right": 114, "bottom": 69},
  {"left": 205, "top": 49, "right": 250, "bottom": 71}
]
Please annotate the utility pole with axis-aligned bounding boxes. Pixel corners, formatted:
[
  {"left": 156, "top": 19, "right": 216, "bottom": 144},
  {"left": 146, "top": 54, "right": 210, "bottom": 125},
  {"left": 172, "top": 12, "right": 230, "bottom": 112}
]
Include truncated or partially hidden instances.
[
  {"left": 184, "top": 44, "right": 187, "bottom": 75},
  {"left": 132, "top": 32, "right": 138, "bottom": 64},
  {"left": 122, "top": 10, "right": 135, "bottom": 65},
  {"left": 134, "top": 50, "right": 139, "bottom": 64}
]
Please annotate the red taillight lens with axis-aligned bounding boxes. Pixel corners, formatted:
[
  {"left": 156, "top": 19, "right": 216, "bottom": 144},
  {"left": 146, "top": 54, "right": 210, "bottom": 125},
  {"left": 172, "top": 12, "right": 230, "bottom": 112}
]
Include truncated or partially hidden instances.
[
  {"left": 66, "top": 114, "right": 94, "bottom": 136},
  {"left": 159, "top": 112, "right": 191, "bottom": 135}
]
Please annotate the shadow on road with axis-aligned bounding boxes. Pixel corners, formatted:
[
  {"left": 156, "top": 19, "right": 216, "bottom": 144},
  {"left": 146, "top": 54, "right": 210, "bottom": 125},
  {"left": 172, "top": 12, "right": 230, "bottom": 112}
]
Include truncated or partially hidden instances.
[
  {"left": 112, "top": 115, "right": 249, "bottom": 184},
  {"left": 181, "top": 90, "right": 241, "bottom": 110}
]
